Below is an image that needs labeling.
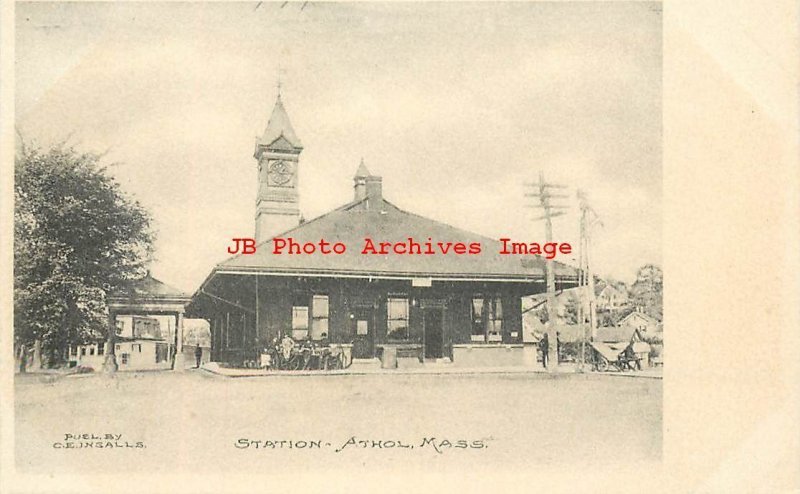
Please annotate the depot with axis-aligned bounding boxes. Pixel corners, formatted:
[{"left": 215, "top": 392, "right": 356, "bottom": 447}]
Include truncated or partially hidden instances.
[{"left": 188, "top": 93, "right": 579, "bottom": 368}]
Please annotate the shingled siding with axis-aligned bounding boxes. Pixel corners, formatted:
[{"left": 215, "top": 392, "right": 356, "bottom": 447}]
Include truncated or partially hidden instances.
[{"left": 201, "top": 276, "right": 527, "bottom": 366}]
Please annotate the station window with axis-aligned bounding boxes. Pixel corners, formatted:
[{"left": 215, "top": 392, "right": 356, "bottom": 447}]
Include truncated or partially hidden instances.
[
  {"left": 310, "top": 295, "right": 329, "bottom": 340},
  {"left": 80, "top": 347, "right": 87, "bottom": 356},
  {"left": 89, "top": 347, "right": 95, "bottom": 356},
  {"left": 487, "top": 298, "right": 503, "bottom": 342},
  {"left": 387, "top": 297, "right": 410, "bottom": 340},
  {"left": 292, "top": 294, "right": 309, "bottom": 340},
  {"left": 471, "top": 297, "right": 503, "bottom": 342},
  {"left": 471, "top": 298, "right": 484, "bottom": 342},
  {"left": 97, "top": 344, "right": 104, "bottom": 356},
  {"left": 132, "top": 343, "right": 142, "bottom": 353}
]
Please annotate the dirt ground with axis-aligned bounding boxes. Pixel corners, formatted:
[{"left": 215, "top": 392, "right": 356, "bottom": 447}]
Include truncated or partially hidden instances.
[{"left": 14, "top": 370, "right": 661, "bottom": 475}]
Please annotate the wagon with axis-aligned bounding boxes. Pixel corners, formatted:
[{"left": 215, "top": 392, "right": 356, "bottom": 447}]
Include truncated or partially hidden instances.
[{"left": 589, "top": 341, "right": 641, "bottom": 372}]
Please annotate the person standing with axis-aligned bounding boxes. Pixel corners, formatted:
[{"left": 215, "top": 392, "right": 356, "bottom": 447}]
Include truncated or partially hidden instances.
[
  {"left": 540, "top": 333, "right": 549, "bottom": 369},
  {"left": 556, "top": 331, "right": 562, "bottom": 364},
  {"left": 194, "top": 345, "right": 202, "bottom": 368}
]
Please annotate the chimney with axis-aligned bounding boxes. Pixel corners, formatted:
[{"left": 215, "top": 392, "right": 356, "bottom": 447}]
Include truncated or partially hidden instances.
[
  {"left": 354, "top": 176, "right": 367, "bottom": 201},
  {"left": 365, "top": 175, "right": 382, "bottom": 205},
  {"left": 353, "top": 158, "right": 370, "bottom": 202}
]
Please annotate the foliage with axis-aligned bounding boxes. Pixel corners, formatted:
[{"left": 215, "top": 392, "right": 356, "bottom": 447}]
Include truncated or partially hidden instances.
[
  {"left": 537, "top": 305, "right": 550, "bottom": 324},
  {"left": 629, "top": 264, "right": 663, "bottom": 321},
  {"left": 597, "top": 307, "right": 634, "bottom": 327},
  {"left": 14, "top": 144, "right": 154, "bottom": 367},
  {"left": 607, "top": 279, "right": 630, "bottom": 295},
  {"left": 643, "top": 334, "right": 663, "bottom": 345},
  {"left": 562, "top": 294, "right": 581, "bottom": 325}
]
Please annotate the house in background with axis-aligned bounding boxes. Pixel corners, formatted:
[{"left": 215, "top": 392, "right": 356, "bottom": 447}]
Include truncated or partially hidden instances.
[
  {"left": 70, "top": 314, "right": 172, "bottom": 370},
  {"left": 70, "top": 313, "right": 210, "bottom": 370},
  {"left": 595, "top": 281, "right": 630, "bottom": 312},
  {"left": 618, "top": 310, "right": 661, "bottom": 337}
]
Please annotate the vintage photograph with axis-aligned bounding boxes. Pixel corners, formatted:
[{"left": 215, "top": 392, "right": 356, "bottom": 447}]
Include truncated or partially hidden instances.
[{"left": 11, "top": 0, "right": 663, "bottom": 483}]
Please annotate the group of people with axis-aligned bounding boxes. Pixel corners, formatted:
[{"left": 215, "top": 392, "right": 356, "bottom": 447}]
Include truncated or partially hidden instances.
[{"left": 263, "top": 332, "right": 345, "bottom": 371}]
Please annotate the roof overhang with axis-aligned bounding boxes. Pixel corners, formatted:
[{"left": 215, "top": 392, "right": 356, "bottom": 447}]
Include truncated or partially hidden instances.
[
  {"left": 191, "top": 265, "right": 579, "bottom": 303},
  {"left": 213, "top": 266, "right": 565, "bottom": 283},
  {"left": 108, "top": 296, "right": 190, "bottom": 313}
]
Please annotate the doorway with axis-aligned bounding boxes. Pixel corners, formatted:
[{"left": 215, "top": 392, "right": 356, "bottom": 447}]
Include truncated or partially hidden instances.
[
  {"left": 423, "top": 308, "right": 444, "bottom": 359},
  {"left": 351, "top": 307, "right": 374, "bottom": 359}
]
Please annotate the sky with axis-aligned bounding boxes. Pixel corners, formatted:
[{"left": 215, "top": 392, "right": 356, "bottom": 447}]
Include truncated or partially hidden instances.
[{"left": 15, "top": 2, "right": 662, "bottom": 293}]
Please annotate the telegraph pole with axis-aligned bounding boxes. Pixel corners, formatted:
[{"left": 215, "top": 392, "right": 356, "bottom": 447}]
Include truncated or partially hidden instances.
[
  {"left": 525, "top": 171, "right": 569, "bottom": 370},
  {"left": 577, "top": 189, "right": 602, "bottom": 352},
  {"left": 578, "top": 199, "right": 587, "bottom": 372}
]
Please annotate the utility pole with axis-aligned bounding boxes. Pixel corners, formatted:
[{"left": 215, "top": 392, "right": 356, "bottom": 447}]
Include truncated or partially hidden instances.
[
  {"left": 525, "top": 171, "right": 569, "bottom": 371},
  {"left": 577, "top": 189, "right": 602, "bottom": 363},
  {"left": 578, "top": 200, "right": 587, "bottom": 372}
]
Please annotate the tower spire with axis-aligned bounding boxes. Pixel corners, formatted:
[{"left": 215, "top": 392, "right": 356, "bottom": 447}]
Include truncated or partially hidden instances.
[
  {"left": 255, "top": 92, "right": 302, "bottom": 155},
  {"left": 354, "top": 157, "right": 371, "bottom": 179},
  {"left": 253, "top": 90, "right": 303, "bottom": 242}
]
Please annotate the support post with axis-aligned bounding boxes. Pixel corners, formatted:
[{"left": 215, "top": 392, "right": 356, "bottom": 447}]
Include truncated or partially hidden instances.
[
  {"left": 255, "top": 276, "right": 260, "bottom": 344},
  {"left": 103, "top": 310, "right": 118, "bottom": 374},
  {"left": 578, "top": 196, "right": 587, "bottom": 372},
  {"left": 173, "top": 311, "right": 185, "bottom": 371},
  {"left": 17, "top": 344, "right": 27, "bottom": 374},
  {"left": 578, "top": 189, "right": 601, "bottom": 344},
  {"left": 525, "top": 171, "right": 569, "bottom": 371},
  {"left": 539, "top": 171, "right": 561, "bottom": 371},
  {"left": 587, "top": 234, "right": 598, "bottom": 342},
  {"left": 544, "top": 214, "right": 559, "bottom": 371},
  {"left": 30, "top": 339, "right": 42, "bottom": 372}
]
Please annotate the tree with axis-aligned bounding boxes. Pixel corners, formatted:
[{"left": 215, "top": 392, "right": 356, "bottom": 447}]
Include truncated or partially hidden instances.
[
  {"left": 629, "top": 264, "right": 663, "bottom": 321},
  {"left": 563, "top": 293, "right": 581, "bottom": 325},
  {"left": 14, "top": 144, "right": 154, "bottom": 369}
]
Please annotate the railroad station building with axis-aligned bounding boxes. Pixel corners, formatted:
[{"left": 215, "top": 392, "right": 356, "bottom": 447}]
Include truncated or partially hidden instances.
[{"left": 188, "top": 94, "right": 579, "bottom": 368}]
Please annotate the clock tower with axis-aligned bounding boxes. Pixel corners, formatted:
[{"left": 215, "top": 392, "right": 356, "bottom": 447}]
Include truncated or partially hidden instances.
[{"left": 253, "top": 93, "right": 303, "bottom": 243}]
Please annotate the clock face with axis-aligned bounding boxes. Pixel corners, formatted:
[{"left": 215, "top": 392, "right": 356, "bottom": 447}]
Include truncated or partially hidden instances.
[{"left": 269, "top": 161, "right": 292, "bottom": 186}]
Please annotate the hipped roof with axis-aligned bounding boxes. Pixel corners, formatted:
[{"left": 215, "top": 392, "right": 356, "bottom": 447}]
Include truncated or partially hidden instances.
[
  {"left": 213, "top": 196, "right": 578, "bottom": 282},
  {"left": 110, "top": 274, "right": 190, "bottom": 302}
]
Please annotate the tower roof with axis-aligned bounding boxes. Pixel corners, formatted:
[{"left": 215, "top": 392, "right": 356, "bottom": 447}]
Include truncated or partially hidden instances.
[
  {"left": 354, "top": 158, "right": 371, "bottom": 178},
  {"left": 258, "top": 95, "right": 302, "bottom": 149}
]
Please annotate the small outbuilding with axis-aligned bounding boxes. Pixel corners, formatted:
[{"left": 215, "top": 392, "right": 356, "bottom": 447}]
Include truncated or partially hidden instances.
[{"left": 103, "top": 273, "right": 192, "bottom": 371}]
